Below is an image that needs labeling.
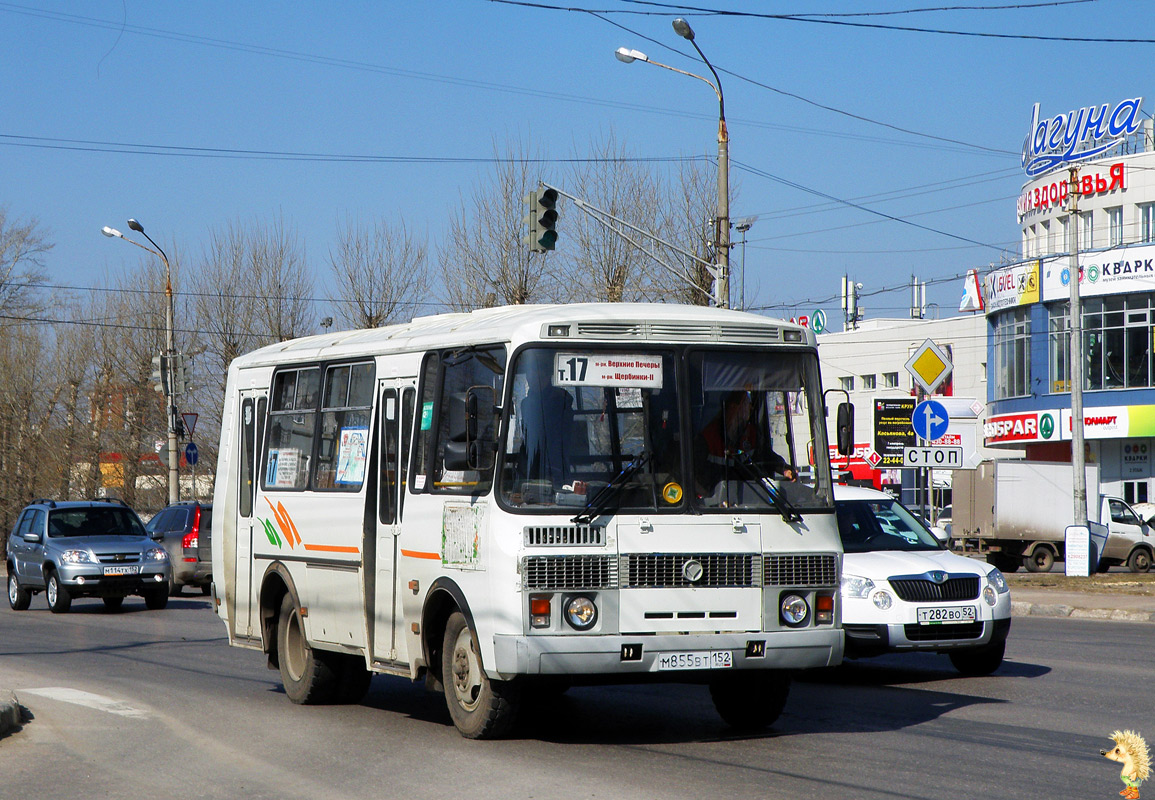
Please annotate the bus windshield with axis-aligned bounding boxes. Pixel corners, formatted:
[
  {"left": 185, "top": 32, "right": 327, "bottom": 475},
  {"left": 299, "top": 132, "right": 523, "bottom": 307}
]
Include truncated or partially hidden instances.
[{"left": 499, "top": 346, "right": 833, "bottom": 515}]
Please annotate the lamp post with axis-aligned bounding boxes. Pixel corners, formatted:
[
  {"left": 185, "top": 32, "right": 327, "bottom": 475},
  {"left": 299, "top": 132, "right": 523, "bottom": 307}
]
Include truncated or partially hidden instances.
[
  {"left": 102, "top": 220, "right": 179, "bottom": 504},
  {"left": 616, "top": 17, "right": 730, "bottom": 308}
]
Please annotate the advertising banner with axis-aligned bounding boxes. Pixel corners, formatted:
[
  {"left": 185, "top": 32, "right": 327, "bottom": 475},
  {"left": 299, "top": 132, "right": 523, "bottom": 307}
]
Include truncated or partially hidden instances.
[
  {"left": 1041, "top": 244, "right": 1155, "bottom": 301},
  {"left": 985, "top": 261, "right": 1040, "bottom": 313},
  {"left": 873, "top": 398, "right": 916, "bottom": 467}
]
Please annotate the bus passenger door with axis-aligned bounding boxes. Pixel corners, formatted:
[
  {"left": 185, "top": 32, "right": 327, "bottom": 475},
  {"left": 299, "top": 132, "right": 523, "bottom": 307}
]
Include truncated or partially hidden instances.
[
  {"left": 234, "top": 391, "right": 266, "bottom": 640},
  {"left": 373, "top": 381, "right": 415, "bottom": 663}
]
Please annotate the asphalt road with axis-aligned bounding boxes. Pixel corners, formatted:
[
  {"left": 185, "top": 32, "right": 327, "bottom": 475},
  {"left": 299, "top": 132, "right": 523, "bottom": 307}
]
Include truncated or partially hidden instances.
[{"left": 0, "top": 593, "right": 1146, "bottom": 800}]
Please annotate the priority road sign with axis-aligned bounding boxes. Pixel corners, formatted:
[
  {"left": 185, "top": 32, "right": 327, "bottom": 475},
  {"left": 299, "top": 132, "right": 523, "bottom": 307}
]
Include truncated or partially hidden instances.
[
  {"left": 905, "top": 338, "right": 953, "bottom": 395},
  {"left": 912, "top": 399, "right": 950, "bottom": 442}
]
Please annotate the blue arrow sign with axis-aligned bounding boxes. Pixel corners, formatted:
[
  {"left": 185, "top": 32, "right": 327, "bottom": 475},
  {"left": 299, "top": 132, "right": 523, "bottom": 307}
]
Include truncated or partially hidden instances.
[
  {"left": 911, "top": 399, "right": 950, "bottom": 442},
  {"left": 184, "top": 442, "right": 199, "bottom": 466}
]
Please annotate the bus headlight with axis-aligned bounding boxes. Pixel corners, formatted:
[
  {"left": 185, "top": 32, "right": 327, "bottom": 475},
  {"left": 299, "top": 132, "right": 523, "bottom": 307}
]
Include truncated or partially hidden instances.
[
  {"left": 780, "top": 594, "right": 809, "bottom": 627},
  {"left": 564, "top": 595, "right": 598, "bottom": 631}
]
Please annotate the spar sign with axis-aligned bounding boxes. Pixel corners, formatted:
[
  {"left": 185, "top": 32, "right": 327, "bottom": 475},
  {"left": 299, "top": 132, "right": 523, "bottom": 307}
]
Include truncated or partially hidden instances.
[{"left": 984, "top": 410, "right": 1058, "bottom": 446}]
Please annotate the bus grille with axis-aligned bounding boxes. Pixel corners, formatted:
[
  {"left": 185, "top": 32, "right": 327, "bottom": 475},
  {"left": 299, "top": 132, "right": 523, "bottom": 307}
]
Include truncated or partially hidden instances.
[
  {"left": 522, "top": 555, "right": 618, "bottom": 590},
  {"left": 622, "top": 554, "right": 759, "bottom": 588},
  {"left": 890, "top": 576, "right": 979, "bottom": 602},
  {"left": 764, "top": 554, "right": 838, "bottom": 587},
  {"left": 523, "top": 525, "right": 605, "bottom": 547}
]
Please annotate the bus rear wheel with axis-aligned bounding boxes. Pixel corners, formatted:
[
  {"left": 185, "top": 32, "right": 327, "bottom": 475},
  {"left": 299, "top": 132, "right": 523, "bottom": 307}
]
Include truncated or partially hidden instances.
[
  {"left": 709, "top": 671, "right": 791, "bottom": 731},
  {"left": 277, "top": 594, "right": 338, "bottom": 704},
  {"left": 441, "top": 611, "right": 521, "bottom": 739}
]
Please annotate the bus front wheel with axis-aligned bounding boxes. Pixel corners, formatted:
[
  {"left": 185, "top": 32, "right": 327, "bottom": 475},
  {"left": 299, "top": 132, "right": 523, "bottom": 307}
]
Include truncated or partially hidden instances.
[
  {"left": 441, "top": 611, "right": 521, "bottom": 739},
  {"left": 277, "top": 594, "right": 337, "bottom": 704},
  {"left": 709, "top": 671, "right": 791, "bottom": 731}
]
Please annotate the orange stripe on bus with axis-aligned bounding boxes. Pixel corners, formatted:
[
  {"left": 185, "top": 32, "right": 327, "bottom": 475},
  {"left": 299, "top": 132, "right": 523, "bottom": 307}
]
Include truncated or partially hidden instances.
[
  {"left": 400, "top": 549, "right": 441, "bottom": 560},
  {"left": 302, "top": 544, "right": 360, "bottom": 554}
]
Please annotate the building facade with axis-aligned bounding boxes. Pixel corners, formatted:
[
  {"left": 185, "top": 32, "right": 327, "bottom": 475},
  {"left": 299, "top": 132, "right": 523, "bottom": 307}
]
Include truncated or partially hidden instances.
[{"left": 984, "top": 95, "right": 1155, "bottom": 505}]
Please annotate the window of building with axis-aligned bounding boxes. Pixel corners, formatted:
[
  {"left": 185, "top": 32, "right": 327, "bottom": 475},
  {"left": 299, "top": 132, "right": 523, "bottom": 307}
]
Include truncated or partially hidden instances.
[
  {"left": 1059, "top": 216, "right": 1069, "bottom": 253},
  {"left": 883, "top": 372, "right": 899, "bottom": 389},
  {"left": 1141, "top": 203, "right": 1155, "bottom": 243},
  {"left": 839, "top": 376, "right": 855, "bottom": 392},
  {"left": 1052, "top": 294, "right": 1155, "bottom": 392},
  {"left": 1080, "top": 210, "right": 1094, "bottom": 250},
  {"left": 1041, "top": 220, "right": 1052, "bottom": 255},
  {"left": 860, "top": 374, "right": 876, "bottom": 390},
  {"left": 1108, "top": 206, "right": 1124, "bottom": 247},
  {"left": 993, "top": 307, "right": 1031, "bottom": 399}
]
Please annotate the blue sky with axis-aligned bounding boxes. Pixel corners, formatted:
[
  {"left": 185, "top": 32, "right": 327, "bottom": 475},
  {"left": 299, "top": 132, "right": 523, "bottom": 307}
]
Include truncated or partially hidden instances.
[{"left": 2, "top": 0, "right": 1149, "bottom": 325}]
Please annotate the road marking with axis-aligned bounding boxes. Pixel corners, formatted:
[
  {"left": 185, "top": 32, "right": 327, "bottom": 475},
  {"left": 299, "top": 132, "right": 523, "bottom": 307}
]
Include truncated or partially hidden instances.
[{"left": 23, "top": 687, "right": 149, "bottom": 718}]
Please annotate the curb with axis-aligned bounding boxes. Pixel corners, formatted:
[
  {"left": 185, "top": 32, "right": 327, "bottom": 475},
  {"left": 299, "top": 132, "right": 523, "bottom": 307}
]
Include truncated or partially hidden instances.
[
  {"left": 1012, "top": 601, "right": 1155, "bottom": 624},
  {"left": 0, "top": 691, "right": 21, "bottom": 739}
]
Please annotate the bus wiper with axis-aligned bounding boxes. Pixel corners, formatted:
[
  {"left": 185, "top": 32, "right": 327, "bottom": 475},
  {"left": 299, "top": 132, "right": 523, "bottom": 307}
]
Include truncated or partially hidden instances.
[
  {"left": 572, "top": 452, "right": 650, "bottom": 525},
  {"left": 731, "top": 451, "right": 803, "bottom": 524}
]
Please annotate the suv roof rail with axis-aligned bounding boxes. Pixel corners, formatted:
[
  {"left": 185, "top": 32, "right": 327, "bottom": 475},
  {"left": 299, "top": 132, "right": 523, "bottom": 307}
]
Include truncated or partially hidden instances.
[
  {"left": 92, "top": 497, "right": 128, "bottom": 506},
  {"left": 31, "top": 498, "right": 57, "bottom": 508}
]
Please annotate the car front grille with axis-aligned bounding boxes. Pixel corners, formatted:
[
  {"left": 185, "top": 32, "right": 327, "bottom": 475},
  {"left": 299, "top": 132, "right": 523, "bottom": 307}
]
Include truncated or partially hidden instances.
[
  {"left": 764, "top": 554, "right": 838, "bottom": 587},
  {"left": 623, "top": 553, "right": 759, "bottom": 588},
  {"left": 95, "top": 553, "right": 143, "bottom": 565},
  {"left": 890, "top": 576, "right": 980, "bottom": 602},
  {"left": 522, "top": 555, "right": 618, "bottom": 590},
  {"left": 904, "top": 621, "right": 984, "bottom": 641}
]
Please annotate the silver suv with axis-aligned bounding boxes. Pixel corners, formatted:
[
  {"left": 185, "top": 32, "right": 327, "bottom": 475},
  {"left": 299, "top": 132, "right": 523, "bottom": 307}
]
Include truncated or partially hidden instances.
[{"left": 6, "top": 499, "right": 172, "bottom": 613}]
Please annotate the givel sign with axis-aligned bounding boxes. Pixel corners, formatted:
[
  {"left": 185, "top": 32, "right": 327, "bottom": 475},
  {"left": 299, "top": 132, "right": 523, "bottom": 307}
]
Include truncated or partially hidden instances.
[{"left": 1021, "top": 96, "right": 1144, "bottom": 177}]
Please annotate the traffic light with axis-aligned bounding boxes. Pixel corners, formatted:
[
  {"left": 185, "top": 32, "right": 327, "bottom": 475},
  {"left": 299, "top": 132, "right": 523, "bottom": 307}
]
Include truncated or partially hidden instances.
[
  {"left": 151, "top": 355, "right": 168, "bottom": 394},
  {"left": 523, "top": 187, "right": 559, "bottom": 253}
]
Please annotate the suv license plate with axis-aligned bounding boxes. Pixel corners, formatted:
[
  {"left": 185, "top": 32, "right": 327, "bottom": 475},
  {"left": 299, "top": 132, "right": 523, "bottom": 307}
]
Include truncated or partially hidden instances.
[
  {"left": 656, "top": 651, "right": 733, "bottom": 671},
  {"left": 917, "top": 605, "right": 976, "bottom": 625},
  {"left": 103, "top": 566, "right": 141, "bottom": 576}
]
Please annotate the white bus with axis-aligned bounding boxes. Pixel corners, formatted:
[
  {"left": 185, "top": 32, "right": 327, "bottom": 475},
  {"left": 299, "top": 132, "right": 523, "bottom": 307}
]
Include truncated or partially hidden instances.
[{"left": 211, "top": 303, "right": 847, "bottom": 738}]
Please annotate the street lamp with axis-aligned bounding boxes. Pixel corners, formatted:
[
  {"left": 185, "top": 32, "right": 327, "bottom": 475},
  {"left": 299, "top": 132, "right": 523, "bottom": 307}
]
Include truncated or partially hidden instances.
[
  {"left": 734, "top": 216, "right": 757, "bottom": 311},
  {"left": 616, "top": 17, "right": 731, "bottom": 308},
  {"left": 102, "top": 219, "right": 179, "bottom": 504}
]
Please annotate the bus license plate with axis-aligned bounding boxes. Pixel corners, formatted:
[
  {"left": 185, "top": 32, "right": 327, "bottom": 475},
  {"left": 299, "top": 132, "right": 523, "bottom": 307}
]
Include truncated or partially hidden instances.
[
  {"left": 657, "top": 651, "right": 733, "bottom": 671},
  {"left": 917, "top": 605, "right": 975, "bottom": 625},
  {"left": 103, "top": 566, "right": 140, "bottom": 576}
]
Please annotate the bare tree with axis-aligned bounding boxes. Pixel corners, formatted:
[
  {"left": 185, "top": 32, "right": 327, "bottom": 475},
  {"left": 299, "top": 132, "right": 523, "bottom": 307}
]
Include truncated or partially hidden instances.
[
  {"left": 439, "top": 139, "right": 561, "bottom": 310},
  {"left": 0, "top": 207, "right": 51, "bottom": 317},
  {"left": 328, "top": 216, "right": 430, "bottom": 328}
]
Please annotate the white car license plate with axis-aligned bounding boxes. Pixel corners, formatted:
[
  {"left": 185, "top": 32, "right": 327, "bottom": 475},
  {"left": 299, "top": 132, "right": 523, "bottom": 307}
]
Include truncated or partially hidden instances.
[
  {"left": 103, "top": 565, "right": 141, "bottom": 576},
  {"left": 917, "top": 605, "right": 976, "bottom": 625},
  {"left": 656, "top": 651, "right": 733, "bottom": 671}
]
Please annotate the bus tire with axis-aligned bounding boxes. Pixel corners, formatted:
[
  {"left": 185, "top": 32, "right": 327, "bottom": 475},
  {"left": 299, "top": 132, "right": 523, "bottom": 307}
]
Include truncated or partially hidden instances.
[
  {"left": 709, "top": 670, "right": 790, "bottom": 731},
  {"left": 277, "top": 594, "right": 337, "bottom": 704},
  {"left": 441, "top": 611, "right": 521, "bottom": 739}
]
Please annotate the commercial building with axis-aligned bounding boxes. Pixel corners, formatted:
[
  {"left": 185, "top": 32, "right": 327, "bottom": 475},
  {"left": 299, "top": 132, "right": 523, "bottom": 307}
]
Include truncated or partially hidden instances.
[{"left": 983, "top": 95, "right": 1155, "bottom": 505}]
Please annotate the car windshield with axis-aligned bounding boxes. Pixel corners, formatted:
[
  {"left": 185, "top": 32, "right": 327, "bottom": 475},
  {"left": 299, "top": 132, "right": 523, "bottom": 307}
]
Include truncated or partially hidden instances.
[
  {"left": 498, "top": 345, "right": 833, "bottom": 515},
  {"left": 47, "top": 507, "right": 147, "bottom": 538},
  {"left": 835, "top": 498, "right": 943, "bottom": 553}
]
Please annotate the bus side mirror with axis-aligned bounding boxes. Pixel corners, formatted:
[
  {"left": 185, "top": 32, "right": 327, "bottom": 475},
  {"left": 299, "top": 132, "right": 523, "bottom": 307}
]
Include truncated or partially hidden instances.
[
  {"left": 446, "top": 393, "right": 473, "bottom": 443},
  {"left": 444, "top": 387, "right": 499, "bottom": 472},
  {"left": 836, "top": 402, "right": 854, "bottom": 456}
]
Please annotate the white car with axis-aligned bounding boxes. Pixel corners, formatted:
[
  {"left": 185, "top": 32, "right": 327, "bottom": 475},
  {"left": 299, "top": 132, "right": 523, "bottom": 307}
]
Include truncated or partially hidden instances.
[{"left": 834, "top": 485, "right": 1012, "bottom": 675}]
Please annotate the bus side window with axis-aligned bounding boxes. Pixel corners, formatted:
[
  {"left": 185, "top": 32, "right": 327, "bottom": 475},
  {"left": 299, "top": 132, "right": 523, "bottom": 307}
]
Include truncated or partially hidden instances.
[{"left": 414, "top": 347, "right": 505, "bottom": 495}]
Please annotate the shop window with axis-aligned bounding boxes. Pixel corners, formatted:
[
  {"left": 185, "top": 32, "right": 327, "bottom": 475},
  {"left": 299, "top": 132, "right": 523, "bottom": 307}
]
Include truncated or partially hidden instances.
[
  {"left": 1124, "top": 481, "right": 1149, "bottom": 506},
  {"left": 993, "top": 307, "right": 1030, "bottom": 399},
  {"left": 1080, "top": 294, "right": 1155, "bottom": 391},
  {"left": 1048, "top": 304, "right": 1070, "bottom": 393},
  {"left": 1108, "top": 206, "right": 1123, "bottom": 247}
]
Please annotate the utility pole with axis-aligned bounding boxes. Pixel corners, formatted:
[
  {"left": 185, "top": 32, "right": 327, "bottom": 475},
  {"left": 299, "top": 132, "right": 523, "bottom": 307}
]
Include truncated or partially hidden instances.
[{"left": 1068, "top": 167, "right": 1088, "bottom": 527}]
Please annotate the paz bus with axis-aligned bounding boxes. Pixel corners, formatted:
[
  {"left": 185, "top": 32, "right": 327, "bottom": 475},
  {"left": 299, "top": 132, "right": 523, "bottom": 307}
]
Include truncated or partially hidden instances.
[{"left": 210, "top": 303, "right": 849, "bottom": 738}]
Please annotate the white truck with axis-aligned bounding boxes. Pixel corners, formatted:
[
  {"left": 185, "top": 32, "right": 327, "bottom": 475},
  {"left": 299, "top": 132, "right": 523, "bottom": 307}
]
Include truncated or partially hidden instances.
[{"left": 952, "top": 460, "right": 1154, "bottom": 573}]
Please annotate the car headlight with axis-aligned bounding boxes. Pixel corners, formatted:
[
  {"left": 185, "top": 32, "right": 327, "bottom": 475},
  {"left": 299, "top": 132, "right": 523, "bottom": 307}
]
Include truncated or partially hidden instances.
[
  {"left": 145, "top": 547, "right": 168, "bottom": 562},
  {"left": 872, "top": 590, "right": 893, "bottom": 610},
  {"left": 780, "top": 594, "right": 810, "bottom": 627},
  {"left": 986, "top": 568, "right": 1009, "bottom": 594},
  {"left": 60, "top": 549, "right": 95, "bottom": 564},
  {"left": 841, "top": 574, "right": 875, "bottom": 599}
]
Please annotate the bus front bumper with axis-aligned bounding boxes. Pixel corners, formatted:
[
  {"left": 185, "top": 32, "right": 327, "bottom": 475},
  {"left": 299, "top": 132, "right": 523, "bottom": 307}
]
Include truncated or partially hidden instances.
[{"left": 492, "top": 628, "right": 843, "bottom": 678}]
